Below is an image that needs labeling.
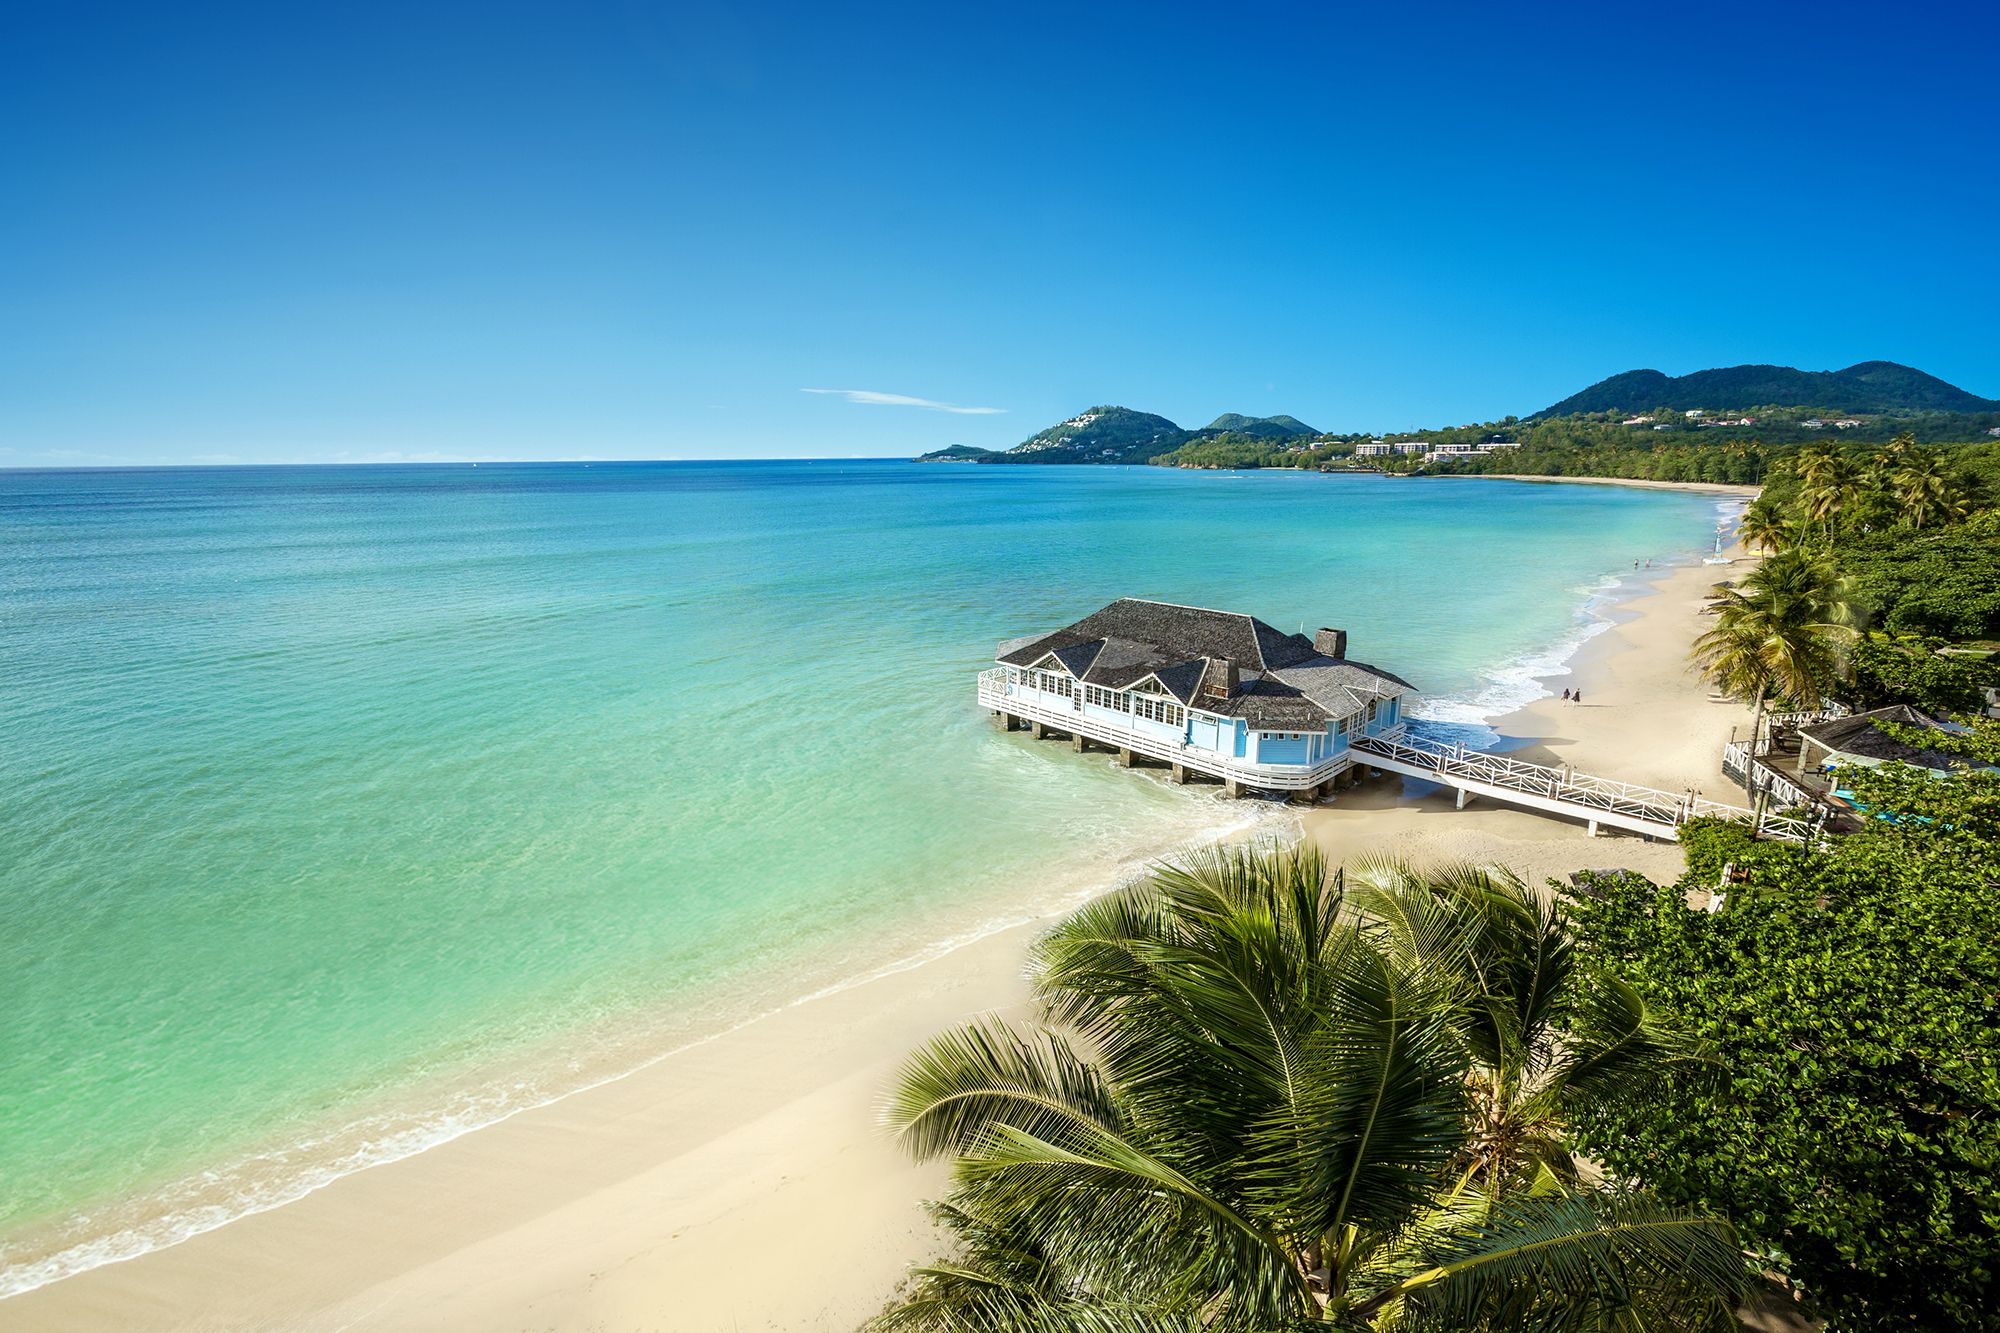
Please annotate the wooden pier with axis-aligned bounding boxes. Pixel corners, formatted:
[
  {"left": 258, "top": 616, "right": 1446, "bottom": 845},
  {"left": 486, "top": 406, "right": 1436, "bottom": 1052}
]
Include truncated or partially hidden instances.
[{"left": 1350, "top": 734, "right": 1819, "bottom": 843}]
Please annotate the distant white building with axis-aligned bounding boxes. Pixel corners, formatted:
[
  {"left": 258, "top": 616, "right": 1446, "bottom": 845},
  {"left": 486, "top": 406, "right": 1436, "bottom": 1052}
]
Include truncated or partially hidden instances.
[
  {"left": 1623, "top": 415, "right": 1655, "bottom": 425},
  {"left": 1685, "top": 409, "right": 1706, "bottom": 418},
  {"left": 1833, "top": 419, "right": 1862, "bottom": 429},
  {"left": 1803, "top": 419, "right": 1827, "bottom": 428}
]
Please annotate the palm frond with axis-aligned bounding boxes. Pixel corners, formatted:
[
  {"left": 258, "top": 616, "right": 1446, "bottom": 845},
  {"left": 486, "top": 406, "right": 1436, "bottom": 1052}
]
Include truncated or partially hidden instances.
[
  {"left": 883, "top": 1018, "right": 1125, "bottom": 1161},
  {"left": 1357, "top": 1191, "right": 1748, "bottom": 1331}
]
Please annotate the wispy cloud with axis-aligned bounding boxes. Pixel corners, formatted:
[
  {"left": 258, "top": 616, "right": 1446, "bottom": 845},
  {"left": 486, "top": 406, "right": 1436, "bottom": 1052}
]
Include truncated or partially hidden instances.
[{"left": 802, "top": 388, "right": 1004, "bottom": 415}]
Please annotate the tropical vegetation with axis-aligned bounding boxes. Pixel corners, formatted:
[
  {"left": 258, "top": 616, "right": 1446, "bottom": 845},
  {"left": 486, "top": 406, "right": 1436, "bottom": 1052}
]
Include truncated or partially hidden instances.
[
  {"left": 1686, "top": 434, "right": 1999, "bottom": 718},
  {"left": 873, "top": 843, "right": 1749, "bottom": 1331},
  {"left": 1567, "top": 721, "right": 2000, "bottom": 1331}
]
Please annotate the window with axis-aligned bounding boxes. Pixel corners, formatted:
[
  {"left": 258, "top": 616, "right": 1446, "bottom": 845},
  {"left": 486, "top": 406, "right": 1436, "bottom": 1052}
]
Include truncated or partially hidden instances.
[
  {"left": 1335, "top": 718, "right": 1349, "bottom": 737},
  {"left": 1134, "top": 696, "right": 1183, "bottom": 726},
  {"left": 1366, "top": 700, "right": 1379, "bottom": 724}
]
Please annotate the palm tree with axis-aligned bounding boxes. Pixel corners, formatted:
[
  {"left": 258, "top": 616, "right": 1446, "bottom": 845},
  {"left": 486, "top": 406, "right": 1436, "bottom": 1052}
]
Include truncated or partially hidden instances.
[
  {"left": 1344, "top": 860, "right": 1706, "bottom": 1194},
  {"left": 876, "top": 844, "right": 1746, "bottom": 1331},
  {"left": 1891, "top": 447, "right": 1965, "bottom": 531},
  {"left": 1692, "top": 548, "right": 1857, "bottom": 748},
  {"left": 1735, "top": 495, "right": 1794, "bottom": 554},
  {"left": 1794, "top": 451, "right": 1860, "bottom": 547}
]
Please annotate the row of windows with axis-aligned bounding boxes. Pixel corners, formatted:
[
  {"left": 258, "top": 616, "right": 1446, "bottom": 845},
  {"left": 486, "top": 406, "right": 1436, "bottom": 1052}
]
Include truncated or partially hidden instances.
[
  {"left": 1083, "top": 683, "right": 1130, "bottom": 711},
  {"left": 1133, "top": 696, "right": 1184, "bottom": 726}
]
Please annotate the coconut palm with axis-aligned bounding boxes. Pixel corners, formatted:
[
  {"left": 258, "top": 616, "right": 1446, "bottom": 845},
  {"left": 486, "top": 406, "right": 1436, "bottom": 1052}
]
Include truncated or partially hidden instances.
[
  {"left": 1735, "top": 495, "right": 1794, "bottom": 554},
  {"left": 1691, "top": 548, "right": 1857, "bottom": 745},
  {"left": 1891, "top": 446, "right": 1966, "bottom": 531},
  {"left": 876, "top": 843, "right": 1747, "bottom": 1332},
  {"left": 1794, "top": 451, "right": 1860, "bottom": 546},
  {"left": 1344, "top": 860, "right": 1706, "bottom": 1194}
]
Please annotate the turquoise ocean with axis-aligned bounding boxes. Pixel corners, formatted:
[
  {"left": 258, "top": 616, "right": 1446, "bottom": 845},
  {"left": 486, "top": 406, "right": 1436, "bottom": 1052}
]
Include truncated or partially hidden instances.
[{"left": 0, "top": 461, "right": 1729, "bottom": 1292}]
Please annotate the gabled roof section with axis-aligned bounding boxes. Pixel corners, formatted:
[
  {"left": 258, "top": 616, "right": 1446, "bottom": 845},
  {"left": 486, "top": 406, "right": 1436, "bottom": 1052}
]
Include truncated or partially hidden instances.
[
  {"left": 1150, "top": 658, "right": 1208, "bottom": 705},
  {"left": 1051, "top": 639, "right": 1105, "bottom": 678}
]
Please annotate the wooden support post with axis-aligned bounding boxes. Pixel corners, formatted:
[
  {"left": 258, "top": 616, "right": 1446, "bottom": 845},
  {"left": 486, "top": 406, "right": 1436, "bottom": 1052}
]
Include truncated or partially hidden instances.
[
  {"left": 1290, "top": 783, "right": 1319, "bottom": 806},
  {"left": 1587, "top": 818, "right": 1600, "bottom": 838},
  {"left": 1224, "top": 779, "right": 1245, "bottom": 799},
  {"left": 1030, "top": 721, "right": 1048, "bottom": 740},
  {"left": 1071, "top": 732, "right": 1086, "bottom": 753},
  {"left": 1117, "top": 748, "right": 1134, "bottom": 768},
  {"left": 1455, "top": 786, "right": 1471, "bottom": 811},
  {"left": 993, "top": 711, "right": 1018, "bottom": 731},
  {"left": 1171, "top": 763, "right": 1188, "bottom": 784}
]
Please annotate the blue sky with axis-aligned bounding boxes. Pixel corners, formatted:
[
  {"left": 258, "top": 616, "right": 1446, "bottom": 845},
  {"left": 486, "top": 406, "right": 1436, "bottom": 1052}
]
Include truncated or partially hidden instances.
[{"left": 3, "top": 1, "right": 1996, "bottom": 465}]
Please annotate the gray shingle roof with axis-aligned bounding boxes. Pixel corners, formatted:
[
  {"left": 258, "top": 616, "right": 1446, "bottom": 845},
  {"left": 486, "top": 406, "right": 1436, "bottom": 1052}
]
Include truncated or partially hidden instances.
[
  {"left": 1798, "top": 705, "right": 1977, "bottom": 771},
  {"left": 996, "top": 598, "right": 1414, "bottom": 727}
]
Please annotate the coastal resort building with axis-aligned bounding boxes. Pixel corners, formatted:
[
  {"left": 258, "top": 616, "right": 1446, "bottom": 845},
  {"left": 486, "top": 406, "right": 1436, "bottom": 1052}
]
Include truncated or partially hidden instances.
[
  {"left": 1726, "top": 703, "right": 1991, "bottom": 831},
  {"left": 1795, "top": 706, "right": 1986, "bottom": 780},
  {"left": 978, "top": 598, "right": 1414, "bottom": 798}
]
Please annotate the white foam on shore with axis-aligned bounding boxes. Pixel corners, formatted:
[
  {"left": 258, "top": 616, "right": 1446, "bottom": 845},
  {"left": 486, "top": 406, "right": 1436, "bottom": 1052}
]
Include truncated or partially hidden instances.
[
  {"left": 0, "top": 794, "right": 1287, "bottom": 1302},
  {"left": 1410, "top": 572, "right": 1625, "bottom": 728},
  {"left": 1415, "top": 496, "right": 1744, "bottom": 732}
]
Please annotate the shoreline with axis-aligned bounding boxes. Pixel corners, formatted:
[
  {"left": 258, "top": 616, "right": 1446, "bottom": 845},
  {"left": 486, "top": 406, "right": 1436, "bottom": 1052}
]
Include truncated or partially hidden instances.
[
  {"left": 1443, "top": 473, "right": 1762, "bottom": 496},
  {"left": 5, "top": 533, "right": 1749, "bottom": 1332}
]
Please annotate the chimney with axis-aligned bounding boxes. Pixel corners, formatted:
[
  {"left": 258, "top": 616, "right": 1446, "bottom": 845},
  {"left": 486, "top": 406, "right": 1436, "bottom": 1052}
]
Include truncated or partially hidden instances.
[
  {"left": 1315, "top": 627, "right": 1349, "bottom": 659},
  {"left": 1202, "top": 657, "right": 1239, "bottom": 700}
]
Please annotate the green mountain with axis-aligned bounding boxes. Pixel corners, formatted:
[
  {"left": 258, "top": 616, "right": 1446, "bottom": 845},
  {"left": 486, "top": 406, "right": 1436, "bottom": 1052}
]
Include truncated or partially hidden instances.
[
  {"left": 995, "top": 406, "right": 1193, "bottom": 463},
  {"left": 913, "top": 444, "right": 998, "bottom": 461},
  {"left": 1203, "top": 413, "right": 1318, "bottom": 439},
  {"left": 1536, "top": 361, "right": 1999, "bottom": 418}
]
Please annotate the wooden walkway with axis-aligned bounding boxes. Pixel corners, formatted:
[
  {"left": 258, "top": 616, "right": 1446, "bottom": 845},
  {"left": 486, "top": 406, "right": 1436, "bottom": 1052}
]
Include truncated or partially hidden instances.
[{"left": 1350, "top": 734, "right": 1816, "bottom": 842}]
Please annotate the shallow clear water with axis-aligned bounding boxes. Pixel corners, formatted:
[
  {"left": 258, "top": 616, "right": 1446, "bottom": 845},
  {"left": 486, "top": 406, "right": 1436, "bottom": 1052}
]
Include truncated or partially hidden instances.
[{"left": 0, "top": 461, "right": 1722, "bottom": 1289}]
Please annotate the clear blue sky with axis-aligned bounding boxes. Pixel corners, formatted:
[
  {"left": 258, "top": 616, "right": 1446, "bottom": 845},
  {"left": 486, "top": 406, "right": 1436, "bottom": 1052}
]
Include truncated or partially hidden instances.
[{"left": 4, "top": 1, "right": 1996, "bottom": 465}]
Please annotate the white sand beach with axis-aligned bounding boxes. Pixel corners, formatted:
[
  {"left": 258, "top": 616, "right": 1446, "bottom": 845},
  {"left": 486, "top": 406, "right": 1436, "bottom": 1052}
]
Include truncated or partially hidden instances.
[
  {"left": 1458, "top": 474, "right": 1762, "bottom": 497},
  {"left": 6, "top": 549, "right": 1753, "bottom": 1333}
]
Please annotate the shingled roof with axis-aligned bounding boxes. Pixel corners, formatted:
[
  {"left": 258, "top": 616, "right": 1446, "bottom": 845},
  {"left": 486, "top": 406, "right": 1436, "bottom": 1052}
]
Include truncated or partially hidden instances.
[
  {"left": 1798, "top": 705, "right": 1979, "bottom": 772},
  {"left": 996, "top": 598, "right": 1414, "bottom": 727}
]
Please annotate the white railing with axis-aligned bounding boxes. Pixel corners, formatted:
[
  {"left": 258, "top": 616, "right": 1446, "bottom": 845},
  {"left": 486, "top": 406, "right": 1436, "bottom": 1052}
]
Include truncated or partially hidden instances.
[
  {"left": 978, "top": 668, "right": 1356, "bottom": 790},
  {"left": 1722, "top": 740, "right": 1816, "bottom": 809},
  {"left": 1353, "top": 733, "right": 1816, "bottom": 843}
]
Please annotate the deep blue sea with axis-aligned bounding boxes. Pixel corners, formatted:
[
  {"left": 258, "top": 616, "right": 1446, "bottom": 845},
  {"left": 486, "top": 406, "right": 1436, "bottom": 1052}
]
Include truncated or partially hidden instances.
[{"left": 0, "top": 460, "right": 1728, "bottom": 1292}]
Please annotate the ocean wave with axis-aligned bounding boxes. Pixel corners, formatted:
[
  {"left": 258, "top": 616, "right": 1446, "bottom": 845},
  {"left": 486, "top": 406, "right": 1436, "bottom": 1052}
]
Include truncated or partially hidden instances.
[{"left": 1410, "top": 572, "right": 1624, "bottom": 727}]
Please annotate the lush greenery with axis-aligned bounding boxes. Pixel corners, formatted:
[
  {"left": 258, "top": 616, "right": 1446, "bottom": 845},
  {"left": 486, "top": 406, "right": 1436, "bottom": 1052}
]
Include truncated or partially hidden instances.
[
  {"left": 999, "top": 405, "right": 1195, "bottom": 464},
  {"left": 1688, "top": 437, "right": 2000, "bottom": 715},
  {"left": 1536, "top": 360, "right": 1999, "bottom": 419},
  {"left": 1690, "top": 548, "right": 1857, "bottom": 737},
  {"left": 1567, "top": 721, "right": 2000, "bottom": 1332},
  {"left": 875, "top": 844, "right": 1748, "bottom": 1331}
]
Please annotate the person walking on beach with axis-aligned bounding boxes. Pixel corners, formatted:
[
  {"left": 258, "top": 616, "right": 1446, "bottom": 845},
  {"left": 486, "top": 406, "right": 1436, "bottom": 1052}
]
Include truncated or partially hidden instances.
[
  {"left": 1573, "top": 690, "right": 1583, "bottom": 705},
  {"left": 1562, "top": 688, "right": 1571, "bottom": 701}
]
